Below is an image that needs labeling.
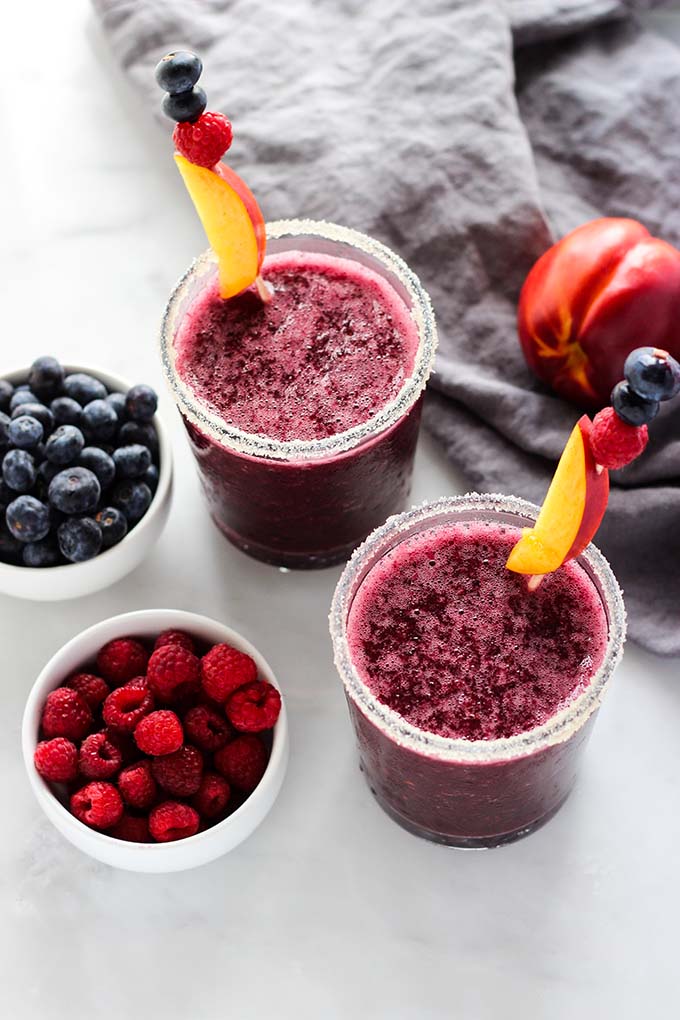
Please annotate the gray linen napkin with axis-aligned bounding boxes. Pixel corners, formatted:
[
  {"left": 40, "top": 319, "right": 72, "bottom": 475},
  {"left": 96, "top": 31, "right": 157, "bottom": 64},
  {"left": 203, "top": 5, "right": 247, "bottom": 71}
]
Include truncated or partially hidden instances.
[{"left": 92, "top": 0, "right": 680, "bottom": 654}]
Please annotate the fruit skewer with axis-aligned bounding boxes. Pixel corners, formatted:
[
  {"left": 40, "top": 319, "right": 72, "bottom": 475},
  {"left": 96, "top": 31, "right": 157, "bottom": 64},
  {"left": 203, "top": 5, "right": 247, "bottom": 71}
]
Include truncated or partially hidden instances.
[
  {"left": 506, "top": 346, "right": 680, "bottom": 584},
  {"left": 155, "top": 51, "right": 268, "bottom": 301}
]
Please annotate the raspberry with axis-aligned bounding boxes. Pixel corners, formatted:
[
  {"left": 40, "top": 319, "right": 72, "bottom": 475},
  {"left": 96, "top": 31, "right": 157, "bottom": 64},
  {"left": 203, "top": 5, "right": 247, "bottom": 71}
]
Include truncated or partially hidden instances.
[
  {"left": 214, "top": 734, "right": 268, "bottom": 791},
  {"left": 200, "top": 643, "right": 257, "bottom": 703},
  {"left": 78, "top": 731, "right": 123, "bottom": 780},
  {"left": 147, "top": 644, "right": 200, "bottom": 703},
  {"left": 134, "top": 709, "right": 183, "bottom": 756},
  {"left": 154, "top": 629, "right": 195, "bottom": 654},
  {"left": 66, "top": 672, "right": 110, "bottom": 709},
  {"left": 225, "top": 681, "right": 281, "bottom": 733},
  {"left": 173, "top": 111, "right": 233, "bottom": 168},
  {"left": 34, "top": 737, "right": 78, "bottom": 782},
  {"left": 183, "top": 704, "right": 232, "bottom": 752},
  {"left": 102, "top": 678, "right": 154, "bottom": 732},
  {"left": 192, "top": 772, "right": 231, "bottom": 819},
  {"left": 149, "top": 801, "right": 200, "bottom": 842},
  {"left": 96, "top": 638, "right": 149, "bottom": 685},
  {"left": 590, "top": 406, "right": 649, "bottom": 469},
  {"left": 70, "top": 781, "right": 123, "bottom": 830},
  {"left": 110, "top": 812, "right": 151, "bottom": 843},
  {"left": 41, "top": 687, "right": 93, "bottom": 741},
  {"left": 151, "top": 745, "right": 203, "bottom": 796},
  {"left": 118, "top": 760, "right": 158, "bottom": 810}
]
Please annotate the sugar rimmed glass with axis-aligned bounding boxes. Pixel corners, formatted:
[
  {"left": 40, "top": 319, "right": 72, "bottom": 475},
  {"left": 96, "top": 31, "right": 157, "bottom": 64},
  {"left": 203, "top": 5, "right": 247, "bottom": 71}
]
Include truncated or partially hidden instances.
[
  {"left": 330, "top": 493, "right": 627, "bottom": 848},
  {"left": 160, "top": 219, "right": 438, "bottom": 568}
]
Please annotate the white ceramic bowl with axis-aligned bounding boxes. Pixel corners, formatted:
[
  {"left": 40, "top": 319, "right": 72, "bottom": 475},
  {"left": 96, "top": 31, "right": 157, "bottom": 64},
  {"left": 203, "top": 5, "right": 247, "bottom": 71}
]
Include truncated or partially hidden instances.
[
  {"left": 22, "top": 610, "right": 289, "bottom": 872},
  {"left": 0, "top": 364, "right": 173, "bottom": 601}
]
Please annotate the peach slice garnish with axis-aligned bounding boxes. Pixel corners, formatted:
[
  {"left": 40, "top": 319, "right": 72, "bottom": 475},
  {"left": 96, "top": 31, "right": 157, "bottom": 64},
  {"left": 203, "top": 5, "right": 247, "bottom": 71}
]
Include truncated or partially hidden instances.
[
  {"left": 174, "top": 155, "right": 266, "bottom": 299},
  {"left": 506, "top": 415, "right": 609, "bottom": 576}
]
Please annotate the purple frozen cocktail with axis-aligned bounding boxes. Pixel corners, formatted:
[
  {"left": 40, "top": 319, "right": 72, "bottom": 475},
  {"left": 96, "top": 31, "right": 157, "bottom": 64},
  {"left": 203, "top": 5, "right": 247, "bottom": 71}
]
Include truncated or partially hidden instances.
[
  {"left": 330, "top": 494, "right": 626, "bottom": 847},
  {"left": 161, "top": 220, "right": 437, "bottom": 567}
]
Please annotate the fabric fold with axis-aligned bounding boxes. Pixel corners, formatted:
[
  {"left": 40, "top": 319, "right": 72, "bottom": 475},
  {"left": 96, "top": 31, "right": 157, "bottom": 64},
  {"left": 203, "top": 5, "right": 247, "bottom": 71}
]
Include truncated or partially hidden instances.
[{"left": 91, "top": 0, "right": 680, "bottom": 653}]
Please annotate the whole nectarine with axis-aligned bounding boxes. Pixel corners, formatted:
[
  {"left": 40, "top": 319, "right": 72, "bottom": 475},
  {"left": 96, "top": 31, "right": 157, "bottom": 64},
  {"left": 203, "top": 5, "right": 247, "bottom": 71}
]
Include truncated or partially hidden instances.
[{"left": 518, "top": 218, "right": 680, "bottom": 408}]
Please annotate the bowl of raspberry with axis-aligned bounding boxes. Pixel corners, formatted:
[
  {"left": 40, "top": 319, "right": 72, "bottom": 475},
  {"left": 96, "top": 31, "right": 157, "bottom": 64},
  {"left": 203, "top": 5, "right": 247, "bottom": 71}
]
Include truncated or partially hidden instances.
[
  {"left": 22, "top": 609, "right": 288, "bottom": 872},
  {"left": 0, "top": 357, "right": 173, "bottom": 600}
]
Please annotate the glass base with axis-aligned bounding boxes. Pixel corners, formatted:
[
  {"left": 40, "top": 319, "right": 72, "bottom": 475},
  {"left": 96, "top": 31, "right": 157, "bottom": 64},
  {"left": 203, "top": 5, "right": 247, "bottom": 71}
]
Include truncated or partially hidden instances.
[
  {"left": 213, "top": 515, "right": 356, "bottom": 570},
  {"left": 365, "top": 775, "right": 570, "bottom": 849}
]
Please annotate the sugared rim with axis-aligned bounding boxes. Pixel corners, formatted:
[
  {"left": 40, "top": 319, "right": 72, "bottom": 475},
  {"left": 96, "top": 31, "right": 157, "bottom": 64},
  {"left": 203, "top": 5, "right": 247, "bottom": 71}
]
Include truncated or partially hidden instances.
[
  {"left": 159, "top": 218, "right": 438, "bottom": 462},
  {"left": 329, "top": 493, "right": 627, "bottom": 764},
  {"left": 0, "top": 363, "right": 172, "bottom": 579}
]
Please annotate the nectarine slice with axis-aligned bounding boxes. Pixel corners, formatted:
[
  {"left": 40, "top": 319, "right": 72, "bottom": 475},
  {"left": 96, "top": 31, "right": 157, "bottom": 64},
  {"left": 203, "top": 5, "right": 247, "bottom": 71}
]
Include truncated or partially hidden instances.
[
  {"left": 506, "top": 415, "right": 609, "bottom": 576},
  {"left": 175, "top": 155, "right": 266, "bottom": 299}
]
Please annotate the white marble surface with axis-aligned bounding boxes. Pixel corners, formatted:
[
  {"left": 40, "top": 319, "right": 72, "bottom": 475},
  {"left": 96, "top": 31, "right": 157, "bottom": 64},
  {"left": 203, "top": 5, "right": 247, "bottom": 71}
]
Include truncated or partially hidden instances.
[{"left": 1, "top": 4, "right": 679, "bottom": 1018}]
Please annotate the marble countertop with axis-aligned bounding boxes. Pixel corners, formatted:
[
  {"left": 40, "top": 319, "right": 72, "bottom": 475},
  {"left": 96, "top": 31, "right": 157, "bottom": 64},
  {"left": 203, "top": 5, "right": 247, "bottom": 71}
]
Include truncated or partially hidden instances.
[{"left": 1, "top": 4, "right": 678, "bottom": 1018}]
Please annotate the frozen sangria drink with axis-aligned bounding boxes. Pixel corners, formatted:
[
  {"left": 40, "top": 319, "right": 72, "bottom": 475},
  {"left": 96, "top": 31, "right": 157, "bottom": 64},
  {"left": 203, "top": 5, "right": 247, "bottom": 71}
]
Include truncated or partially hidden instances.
[
  {"left": 161, "top": 220, "right": 437, "bottom": 567},
  {"left": 330, "top": 494, "right": 625, "bottom": 847}
]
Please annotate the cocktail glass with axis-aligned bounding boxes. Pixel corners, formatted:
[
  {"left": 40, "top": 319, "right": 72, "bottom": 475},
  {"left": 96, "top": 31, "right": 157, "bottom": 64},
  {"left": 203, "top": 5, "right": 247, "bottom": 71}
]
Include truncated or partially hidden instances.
[
  {"left": 329, "top": 493, "right": 626, "bottom": 848},
  {"left": 160, "top": 219, "right": 437, "bottom": 569}
]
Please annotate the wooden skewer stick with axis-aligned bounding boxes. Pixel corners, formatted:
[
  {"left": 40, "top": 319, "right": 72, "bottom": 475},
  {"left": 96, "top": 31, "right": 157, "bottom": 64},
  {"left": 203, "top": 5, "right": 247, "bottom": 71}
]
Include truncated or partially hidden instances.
[
  {"left": 255, "top": 275, "right": 273, "bottom": 304},
  {"left": 527, "top": 574, "right": 545, "bottom": 592}
]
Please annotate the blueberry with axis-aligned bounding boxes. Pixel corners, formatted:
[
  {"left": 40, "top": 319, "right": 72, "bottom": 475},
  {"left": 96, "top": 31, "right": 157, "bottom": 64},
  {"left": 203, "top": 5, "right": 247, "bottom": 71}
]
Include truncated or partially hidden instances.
[
  {"left": 63, "top": 373, "right": 107, "bottom": 406},
  {"left": 111, "top": 479, "right": 152, "bottom": 523},
  {"left": 0, "top": 411, "right": 10, "bottom": 451},
  {"left": 611, "top": 380, "right": 659, "bottom": 426},
  {"left": 45, "top": 424, "right": 85, "bottom": 466},
  {"left": 624, "top": 346, "right": 680, "bottom": 403},
  {"left": 95, "top": 506, "right": 128, "bottom": 548},
  {"left": 2, "top": 449, "right": 36, "bottom": 492},
  {"left": 57, "top": 517, "right": 102, "bottom": 563},
  {"left": 112, "top": 444, "right": 152, "bottom": 479},
  {"left": 106, "top": 392, "right": 127, "bottom": 421},
  {"left": 28, "top": 356, "right": 64, "bottom": 400},
  {"left": 50, "top": 396, "right": 82, "bottom": 427},
  {"left": 162, "top": 86, "right": 207, "bottom": 123},
  {"left": 0, "top": 522, "right": 22, "bottom": 563},
  {"left": 8, "top": 415, "right": 43, "bottom": 450},
  {"left": 11, "top": 402, "right": 54, "bottom": 435},
  {"left": 0, "top": 379, "right": 12, "bottom": 413},
  {"left": 125, "top": 384, "right": 158, "bottom": 423},
  {"left": 155, "top": 51, "right": 203, "bottom": 94},
  {"left": 9, "top": 388, "right": 38, "bottom": 413},
  {"left": 143, "top": 463, "right": 159, "bottom": 493},
  {"left": 23, "top": 537, "right": 60, "bottom": 567},
  {"left": 118, "top": 421, "right": 159, "bottom": 459},
  {"left": 78, "top": 447, "right": 115, "bottom": 489},
  {"left": 48, "top": 467, "right": 100, "bottom": 515},
  {"left": 81, "top": 398, "right": 118, "bottom": 441},
  {"left": 5, "top": 495, "right": 51, "bottom": 543}
]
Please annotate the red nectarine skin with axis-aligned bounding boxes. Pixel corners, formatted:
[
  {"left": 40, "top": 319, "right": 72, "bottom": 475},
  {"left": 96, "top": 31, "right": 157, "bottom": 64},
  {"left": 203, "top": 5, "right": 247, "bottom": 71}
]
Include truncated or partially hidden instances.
[
  {"left": 518, "top": 218, "right": 680, "bottom": 407},
  {"left": 214, "top": 162, "right": 266, "bottom": 272},
  {"left": 506, "top": 414, "right": 609, "bottom": 576},
  {"left": 564, "top": 416, "right": 609, "bottom": 560}
]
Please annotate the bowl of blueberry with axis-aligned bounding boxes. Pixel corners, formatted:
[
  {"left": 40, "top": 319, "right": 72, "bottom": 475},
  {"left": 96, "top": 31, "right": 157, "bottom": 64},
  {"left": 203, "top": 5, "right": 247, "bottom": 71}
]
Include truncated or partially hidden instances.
[{"left": 0, "top": 357, "right": 173, "bottom": 600}]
